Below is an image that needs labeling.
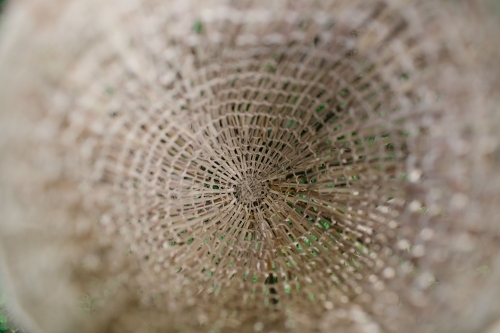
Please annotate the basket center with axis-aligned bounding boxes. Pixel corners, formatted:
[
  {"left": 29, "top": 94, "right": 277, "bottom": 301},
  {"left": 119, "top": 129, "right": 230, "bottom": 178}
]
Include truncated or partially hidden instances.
[{"left": 234, "top": 180, "right": 270, "bottom": 207}]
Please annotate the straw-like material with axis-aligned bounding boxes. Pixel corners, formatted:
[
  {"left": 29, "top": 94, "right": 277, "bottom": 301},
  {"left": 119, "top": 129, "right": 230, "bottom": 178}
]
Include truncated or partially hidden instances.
[{"left": 0, "top": 0, "right": 499, "bottom": 332}]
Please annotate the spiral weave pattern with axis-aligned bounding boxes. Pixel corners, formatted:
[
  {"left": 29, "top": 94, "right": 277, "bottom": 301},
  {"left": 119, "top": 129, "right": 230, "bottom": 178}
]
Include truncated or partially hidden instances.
[{"left": 0, "top": 1, "right": 499, "bottom": 333}]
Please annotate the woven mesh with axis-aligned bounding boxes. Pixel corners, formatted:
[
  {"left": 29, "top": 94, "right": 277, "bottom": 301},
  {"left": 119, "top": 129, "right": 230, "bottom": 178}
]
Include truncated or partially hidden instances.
[{"left": 0, "top": 0, "right": 499, "bottom": 333}]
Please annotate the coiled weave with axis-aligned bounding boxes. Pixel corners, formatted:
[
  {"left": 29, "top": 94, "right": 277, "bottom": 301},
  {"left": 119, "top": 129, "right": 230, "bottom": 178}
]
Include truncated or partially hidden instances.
[{"left": 0, "top": 1, "right": 499, "bottom": 332}]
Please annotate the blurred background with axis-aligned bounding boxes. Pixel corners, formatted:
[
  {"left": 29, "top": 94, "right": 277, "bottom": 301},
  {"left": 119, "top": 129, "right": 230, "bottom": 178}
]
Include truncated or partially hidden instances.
[{"left": 0, "top": 3, "right": 24, "bottom": 333}]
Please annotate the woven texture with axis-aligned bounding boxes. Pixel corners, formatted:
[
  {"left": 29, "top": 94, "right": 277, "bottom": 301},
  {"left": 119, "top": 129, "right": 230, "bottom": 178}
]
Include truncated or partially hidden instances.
[{"left": 0, "top": 1, "right": 499, "bottom": 333}]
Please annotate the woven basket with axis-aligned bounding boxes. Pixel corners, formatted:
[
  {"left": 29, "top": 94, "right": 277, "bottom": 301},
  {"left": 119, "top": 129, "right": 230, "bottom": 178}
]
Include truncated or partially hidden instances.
[{"left": 0, "top": 0, "right": 499, "bottom": 332}]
